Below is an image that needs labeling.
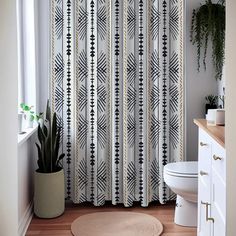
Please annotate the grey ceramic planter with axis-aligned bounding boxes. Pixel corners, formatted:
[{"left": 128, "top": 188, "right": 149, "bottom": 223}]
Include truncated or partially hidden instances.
[{"left": 34, "top": 169, "right": 65, "bottom": 218}]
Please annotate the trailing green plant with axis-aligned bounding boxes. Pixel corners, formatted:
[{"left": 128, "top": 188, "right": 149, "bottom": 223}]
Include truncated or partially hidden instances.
[
  {"left": 20, "top": 103, "right": 35, "bottom": 121},
  {"left": 190, "top": 0, "right": 225, "bottom": 80},
  {"left": 205, "top": 95, "right": 218, "bottom": 106},
  {"left": 35, "top": 100, "right": 65, "bottom": 173}
]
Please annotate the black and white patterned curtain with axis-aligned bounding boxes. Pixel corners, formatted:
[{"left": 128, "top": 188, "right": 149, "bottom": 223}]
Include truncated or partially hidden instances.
[{"left": 50, "top": 0, "right": 184, "bottom": 207}]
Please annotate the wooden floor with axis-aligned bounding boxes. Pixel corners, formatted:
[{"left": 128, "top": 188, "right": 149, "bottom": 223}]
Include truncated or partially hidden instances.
[{"left": 26, "top": 202, "right": 197, "bottom": 236}]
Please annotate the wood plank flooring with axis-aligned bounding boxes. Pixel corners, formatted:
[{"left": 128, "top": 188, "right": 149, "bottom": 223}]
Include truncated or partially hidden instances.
[{"left": 26, "top": 202, "right": 197, "bottom": 236}]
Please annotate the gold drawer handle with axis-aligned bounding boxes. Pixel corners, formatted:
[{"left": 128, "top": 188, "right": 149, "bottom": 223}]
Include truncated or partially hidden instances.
[
  {"left": 213, "top": 155, "right": 222, "bottom": 161},
  {"left": 200, "top": 142, "right": 208, "bottom": 146},
  {"left": 200, "top": 170, "right": 208, "bottom": 176},
  {"left": 201, "top": 201, "right": 215, "bottom": 223}
]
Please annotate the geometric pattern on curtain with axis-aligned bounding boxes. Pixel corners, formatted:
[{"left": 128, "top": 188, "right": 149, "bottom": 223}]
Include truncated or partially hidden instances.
[{"left": 50, "top": 0, "right": 184, "bottom": 207}]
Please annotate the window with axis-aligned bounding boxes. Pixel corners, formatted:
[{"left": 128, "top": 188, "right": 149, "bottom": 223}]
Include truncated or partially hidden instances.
[{"left": 17, "top": 0, "right": 37, "bottom": 110}]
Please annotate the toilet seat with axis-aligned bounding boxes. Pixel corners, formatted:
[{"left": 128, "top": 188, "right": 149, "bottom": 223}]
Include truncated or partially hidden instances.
[{"left": 164, "top": 161, "right": 198, "bottom": 178}]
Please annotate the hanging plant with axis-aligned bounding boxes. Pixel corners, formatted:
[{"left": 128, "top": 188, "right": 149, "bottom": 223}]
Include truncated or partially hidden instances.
[{"left": 190, "top": 0, "right": 225, "bottom": 80}]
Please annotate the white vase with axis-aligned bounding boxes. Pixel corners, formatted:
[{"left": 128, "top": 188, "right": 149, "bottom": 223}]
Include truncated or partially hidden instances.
[
  {"left": 18, "top": 113, "right": 23, "bottom": 133},
  {"left": 26, "top": 114, "right": 34, "bottom": 128}
]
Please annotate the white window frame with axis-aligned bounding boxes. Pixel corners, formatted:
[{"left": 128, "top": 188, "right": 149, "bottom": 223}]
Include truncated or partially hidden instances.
[{"left": 17, "top": 0, "right": 37, "bottom": 112}]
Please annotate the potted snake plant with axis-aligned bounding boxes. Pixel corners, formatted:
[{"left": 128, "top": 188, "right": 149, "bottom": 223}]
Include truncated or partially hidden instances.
[{"left": 34, "top": 100, "right": 65, "bottom": 218}]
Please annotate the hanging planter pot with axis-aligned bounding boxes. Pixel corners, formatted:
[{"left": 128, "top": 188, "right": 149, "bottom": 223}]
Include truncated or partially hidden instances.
[{"left": 190, "top": 0, "right": 225, "bottom": 80}]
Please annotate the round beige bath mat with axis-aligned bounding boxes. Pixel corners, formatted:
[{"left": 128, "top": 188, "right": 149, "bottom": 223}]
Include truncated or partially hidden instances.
[{"left": 71, "top": 212, "right": 163, "bottom": 236}]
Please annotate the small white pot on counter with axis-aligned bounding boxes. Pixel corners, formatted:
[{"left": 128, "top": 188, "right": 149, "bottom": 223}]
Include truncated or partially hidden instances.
[{"left": 25, "top": 113, "right": 34, "bottom": 128}]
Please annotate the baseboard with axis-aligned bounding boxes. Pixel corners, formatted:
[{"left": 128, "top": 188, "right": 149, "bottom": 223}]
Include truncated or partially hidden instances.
[{"left": 18, "top": 201, "right": 33, "bottom": 236}]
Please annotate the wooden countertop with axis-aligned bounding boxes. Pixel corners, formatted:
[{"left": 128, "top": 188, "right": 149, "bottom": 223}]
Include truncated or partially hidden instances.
[{"left": 194, "top": 119, "right": 225, "bottom": 148}]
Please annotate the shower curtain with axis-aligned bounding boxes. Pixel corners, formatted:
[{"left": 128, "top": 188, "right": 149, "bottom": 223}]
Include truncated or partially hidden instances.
[{"left": 50, "top": 0, "right": 184, "bottom": 207}]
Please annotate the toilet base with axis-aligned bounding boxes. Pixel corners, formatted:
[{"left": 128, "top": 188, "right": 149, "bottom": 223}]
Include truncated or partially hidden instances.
[{"left": 174, "top": 195, "right": 197, "bottom": 227}]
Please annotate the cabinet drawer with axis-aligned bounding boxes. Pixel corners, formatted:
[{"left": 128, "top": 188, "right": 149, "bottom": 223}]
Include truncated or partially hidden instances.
[{"left": 212, "top": 140, "right": 226, "bottom": 182}]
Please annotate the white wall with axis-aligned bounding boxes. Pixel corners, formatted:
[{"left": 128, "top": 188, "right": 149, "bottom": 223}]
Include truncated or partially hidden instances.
[
  {"left": 18, "top": 135, "right": 37, "bottom": 235},
  {"left": 16, "top": 1, "right": 48, "bottom": 234},
  {"left": 226, "top": 0, "right": 236, "bottom": 234},
  {"left": 18, "top": 140, "right": 35, "bottom": 221},
  {"left": 0, "top": 0, "right": 19, "bottom": 235},
  {"left": 0, "top": 1, "right": 48, "bottom": 235},
  {"left": 185, "top": 0, "right": 219, "bottom": 161}
]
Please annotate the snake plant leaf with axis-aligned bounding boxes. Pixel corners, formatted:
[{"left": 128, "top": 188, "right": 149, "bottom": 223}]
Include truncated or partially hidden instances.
[
  {"left": 58, "top": 153, "right": 65, "bottom": 160},
  {"left": 37, "top": 141, "right": 46, "bottom": 173},
  {"left": 57, "top": 153, "right": 65, "bottom": 167},
  {"left": 37, "top": 159, "right": 43, "bottom": 172},
  {"left": 53, "top": 126, "right": 61, "bottom": 169},
  {"left": 42, "top": 124, "right": 48, "bottom": 137},
  {"left": 45, "top": 130, "right": 52, "bottom": 172},
  {"left": 37, "top": 125, "right": 46, "bottom": 145},
  {"left": 35, "top": 143, "right": 44, "bottom": 171},
  {"left": 41, "top": 140, "right": 47, "bottom": 172},
  {"left": 46, "top": 99, "right": 51, "bottom": 122},
  {"left": 52, "top": 112, "right": 57, "bottom": 151}
]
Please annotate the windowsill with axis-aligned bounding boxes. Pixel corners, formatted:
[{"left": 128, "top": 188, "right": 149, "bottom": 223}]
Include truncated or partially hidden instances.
[{"left": 18, "top": 126, "right": 37, "bottom": 146}]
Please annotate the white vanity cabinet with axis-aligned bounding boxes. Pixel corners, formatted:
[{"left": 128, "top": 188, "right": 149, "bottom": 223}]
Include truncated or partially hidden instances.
[{"left": 195, "top": 119, "right": 225, "bottom": 236}]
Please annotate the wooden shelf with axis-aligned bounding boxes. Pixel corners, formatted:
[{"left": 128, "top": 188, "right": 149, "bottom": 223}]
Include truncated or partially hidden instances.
[{"left": 194, "top": 119, "right": 225, "bottom": 148}]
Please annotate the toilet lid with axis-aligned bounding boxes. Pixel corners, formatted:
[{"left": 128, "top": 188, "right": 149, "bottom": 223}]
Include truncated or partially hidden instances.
[{"left": 164, "top": 161, "right": 198, "bottom": 176}]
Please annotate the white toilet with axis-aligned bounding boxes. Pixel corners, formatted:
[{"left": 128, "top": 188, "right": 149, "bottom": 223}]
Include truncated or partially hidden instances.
[{"left": 164, "top": 161, "right": 198, "bottom": 227}]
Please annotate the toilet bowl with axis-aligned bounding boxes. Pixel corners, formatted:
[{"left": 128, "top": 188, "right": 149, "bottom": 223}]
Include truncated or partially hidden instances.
[{"left": 164, "top": 161, "right": 198, "bottom": 227}]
